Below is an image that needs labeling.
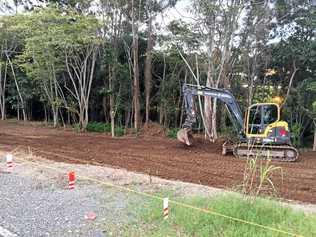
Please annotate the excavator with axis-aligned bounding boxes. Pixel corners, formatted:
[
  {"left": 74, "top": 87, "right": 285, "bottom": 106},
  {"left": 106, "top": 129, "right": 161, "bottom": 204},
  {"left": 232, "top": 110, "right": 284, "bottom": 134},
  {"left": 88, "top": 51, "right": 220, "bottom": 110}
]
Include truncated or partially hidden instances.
[{"left": 177, "top": 84, "right": 299, "bottom": 161}]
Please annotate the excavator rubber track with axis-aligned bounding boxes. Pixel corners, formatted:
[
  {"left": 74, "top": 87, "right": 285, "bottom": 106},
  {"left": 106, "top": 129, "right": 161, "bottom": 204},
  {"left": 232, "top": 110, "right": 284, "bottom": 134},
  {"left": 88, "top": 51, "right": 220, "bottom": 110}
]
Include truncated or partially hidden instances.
[{"left": 232, "top": 143, "right": 299, "bottom": 162}]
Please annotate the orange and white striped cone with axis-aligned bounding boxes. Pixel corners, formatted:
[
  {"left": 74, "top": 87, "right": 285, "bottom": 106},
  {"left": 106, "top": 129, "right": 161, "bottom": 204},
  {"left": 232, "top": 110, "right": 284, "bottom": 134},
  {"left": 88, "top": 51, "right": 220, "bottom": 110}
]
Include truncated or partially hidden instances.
[
  {"left": 68, "top": 171, "right": 76, "bottom": 189},
  {"left": 6, "top": 154, "right": 13, "bottom": 173},
  {"left": 163, "top": 197, "right": 169, "bottom": 219}
]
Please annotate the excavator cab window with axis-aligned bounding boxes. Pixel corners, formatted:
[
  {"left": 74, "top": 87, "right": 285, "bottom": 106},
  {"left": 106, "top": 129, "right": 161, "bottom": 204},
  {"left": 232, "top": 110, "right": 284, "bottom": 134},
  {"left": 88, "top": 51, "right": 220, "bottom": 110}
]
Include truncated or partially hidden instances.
[
  {"left": 248, "top": 104, "right": 279, "bottom": 135},
  {"left": 262, "top": 105, "right": 278, "bottom": 124}
]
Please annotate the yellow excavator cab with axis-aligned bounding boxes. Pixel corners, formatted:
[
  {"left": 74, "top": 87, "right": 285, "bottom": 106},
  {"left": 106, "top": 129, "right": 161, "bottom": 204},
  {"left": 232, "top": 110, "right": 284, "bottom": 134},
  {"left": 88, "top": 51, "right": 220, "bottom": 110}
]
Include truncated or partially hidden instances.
[{"left": 246, "top": 103, "right": 280, "bottom": 137}]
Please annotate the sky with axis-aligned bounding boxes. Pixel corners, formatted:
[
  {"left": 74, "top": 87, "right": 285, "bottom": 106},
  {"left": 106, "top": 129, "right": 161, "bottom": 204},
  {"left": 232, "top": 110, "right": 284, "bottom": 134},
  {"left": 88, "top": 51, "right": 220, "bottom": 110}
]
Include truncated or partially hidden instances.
[
  {"left": 160, "top": 0, "right": 192, "bottom": 24},
  {"left": 0, "top": 0, "right": 194, "bottom": 44},
  {"left": 0, "top": 0, "right": 193, "bottom": 19}
]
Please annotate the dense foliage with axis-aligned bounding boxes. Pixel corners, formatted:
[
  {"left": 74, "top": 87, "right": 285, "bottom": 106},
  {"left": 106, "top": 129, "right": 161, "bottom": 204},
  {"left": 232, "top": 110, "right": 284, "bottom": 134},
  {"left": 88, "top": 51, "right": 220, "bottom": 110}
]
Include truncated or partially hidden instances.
[{"left": 0, "top": 0, "right": 315, "bottom": 148}]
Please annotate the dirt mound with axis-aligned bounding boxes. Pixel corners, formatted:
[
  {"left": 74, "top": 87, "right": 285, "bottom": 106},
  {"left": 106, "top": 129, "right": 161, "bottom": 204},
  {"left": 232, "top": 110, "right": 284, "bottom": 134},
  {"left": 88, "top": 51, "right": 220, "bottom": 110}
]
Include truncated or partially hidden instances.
[
  {"left": 189, "top": 136, "right": 224, "bottom": 153},
  {"left": 139, "top": 122, "right": 166, "bottom": 137}
]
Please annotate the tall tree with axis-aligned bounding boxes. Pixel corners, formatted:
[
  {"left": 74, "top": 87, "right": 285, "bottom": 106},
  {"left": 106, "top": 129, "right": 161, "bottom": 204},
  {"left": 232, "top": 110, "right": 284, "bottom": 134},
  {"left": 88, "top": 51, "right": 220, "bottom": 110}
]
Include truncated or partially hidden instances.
[
  {"left": 131, "top": 0, "right": 141, "bottom": 131},
  {"left": 17, "top": 9, "right": 66, "bottom": 127},
  {"left": 98, "top": 0, "right": 128, "bottom": 136},
  {"left": 0, "top": 15, "right": 28, "bottom": 121},
  {"left": 59, "top": 13, "right": 101, "bottom": 130},
  {"left": 238, "top": 0, "right": 272, "bottom": 107},
  {"left": 0, "top": 20, "right": 9, "bottom": 120},
  {"left": 192, "top": 0, "right": 245, "bottom": 140},
  {"left": 144, "top": 0, "right": 177, "bottom": 124}
]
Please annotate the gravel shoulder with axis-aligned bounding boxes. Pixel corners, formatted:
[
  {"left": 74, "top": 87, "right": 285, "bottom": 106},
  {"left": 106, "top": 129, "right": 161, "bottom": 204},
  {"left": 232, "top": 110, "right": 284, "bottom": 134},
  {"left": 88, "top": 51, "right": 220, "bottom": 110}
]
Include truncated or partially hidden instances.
[
  {"left": 1, "top": 149, "right": 316, "bottom": 237},
  {"left": 0, "top": 157, "right": 136, "bottom": 237}
]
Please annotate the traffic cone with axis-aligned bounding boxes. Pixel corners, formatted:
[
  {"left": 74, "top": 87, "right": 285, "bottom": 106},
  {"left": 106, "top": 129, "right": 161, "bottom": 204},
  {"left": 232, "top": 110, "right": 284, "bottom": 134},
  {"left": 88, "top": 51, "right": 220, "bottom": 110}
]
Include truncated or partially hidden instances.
[
  {"left": 6, "top": 154, "right": 13, "bottom": 173},
  {"left": 68, "top": 171, "right": 75, "bottom": 189}
]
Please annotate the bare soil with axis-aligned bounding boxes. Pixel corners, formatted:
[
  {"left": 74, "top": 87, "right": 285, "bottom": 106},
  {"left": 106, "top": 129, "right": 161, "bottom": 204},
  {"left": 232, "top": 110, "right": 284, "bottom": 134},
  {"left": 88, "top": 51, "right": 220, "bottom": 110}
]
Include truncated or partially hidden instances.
[{"left": 0, "top": 120, "right": 315, "bottom": 204}]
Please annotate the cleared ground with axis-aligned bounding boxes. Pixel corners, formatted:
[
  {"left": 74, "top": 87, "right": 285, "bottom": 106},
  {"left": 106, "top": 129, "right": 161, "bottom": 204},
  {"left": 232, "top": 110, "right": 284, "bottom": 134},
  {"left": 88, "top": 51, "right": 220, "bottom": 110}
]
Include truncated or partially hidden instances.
[{"left": 0, "top": 120, "right": 315, "bottom": 204}]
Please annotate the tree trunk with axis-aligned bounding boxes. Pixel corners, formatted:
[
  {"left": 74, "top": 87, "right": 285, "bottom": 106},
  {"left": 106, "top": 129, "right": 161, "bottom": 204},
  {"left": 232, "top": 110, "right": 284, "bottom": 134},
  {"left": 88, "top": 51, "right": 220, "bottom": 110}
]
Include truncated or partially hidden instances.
[
  {"left": 179, "top": 69, "right": 188, "bottom": 128},
  {"left": 313, "top": 122, "right": 316, "bottom": 151},
  {"left": 204, "top": 61, "right": 215, "bottom": 141},
  {"left": 0, "top": 61, "right": 7, "bottom": 120},
  {"left": 17, "top": 105, "right": 20, "bottom": 121},
  {"left": 159, "top": 53, "right": 166, "bottom": 125},
  {"left": 124, "top": 108, "right": 131, "bottom": 133},
  {"left": 44, "top": 104, "right": 47, "bottom": 124},
  {"left": 6, "top": 54, "right": 27, "bottom": 121},
  {"left": 59, "top": 109, "right": 65, "bottom": 128},
  {"left": 22, "top": 106, "right": 27, "bottom": 121},
  {"left": 211, "top": 100, "right": 218, "bottom": 139},
  {"left": 247, "top": 47, "right": 257, "bottom": 107},
  {"left": 144, "top": 15, "right": 153, "bottom": 124},
  {"left": 52, "top": 106, "right": 58, "bottom": 128},
  {"left": 79, "top": 106, "right": 84, "bottom": 130},
  {"left": 83, "top": 103, "right": 89, "bottom": 130},
  {"left": 203, "top": 27, "right": 218, "bottom": 141},
  {"left": 79, "top": 104, "right": 89, "bottom": 131},
  {"left": 159, "top": 105, "right": 164, "bottom": 125},
  {"left": 65, "top": 46, "right": 97, "bottom": 131},
  {"left": 282, "top": 61, "right": 298, "bottom": 108},
  {"left": 204, "top": 98, "right": 215, "bottom": 141},
  {"left": 102, "top": 96, "right": 108, "bottom": 122},
  {"left": 111, "top": 111, "right": 115, "bottom": 137},
  {"left": 53, "top": 66, "right": 59, "bottom": 127},
  {"left": 248, "top": 74, "right": 255, "bottom": 107},
  {"left": 109, "top": 65, "right": 115, "bottom": 137},
  {"left": 132, "top": 0, "right": 141, "bottom": 131}
]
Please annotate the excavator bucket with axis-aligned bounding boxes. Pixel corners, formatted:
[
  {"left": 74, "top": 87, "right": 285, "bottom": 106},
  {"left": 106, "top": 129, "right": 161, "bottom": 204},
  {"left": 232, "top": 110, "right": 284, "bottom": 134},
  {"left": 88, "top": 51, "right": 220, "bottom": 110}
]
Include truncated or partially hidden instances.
[{"left": 177, "top": 128, "right": 193, "bottom": 146}]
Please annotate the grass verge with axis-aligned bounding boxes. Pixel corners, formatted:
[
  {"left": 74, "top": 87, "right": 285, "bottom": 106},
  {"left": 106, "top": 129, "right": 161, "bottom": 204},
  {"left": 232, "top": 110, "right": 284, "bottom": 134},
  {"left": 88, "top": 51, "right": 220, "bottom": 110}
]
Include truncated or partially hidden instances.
[{"left": 124, "top": 194, "right": 316, "bottom": 237}]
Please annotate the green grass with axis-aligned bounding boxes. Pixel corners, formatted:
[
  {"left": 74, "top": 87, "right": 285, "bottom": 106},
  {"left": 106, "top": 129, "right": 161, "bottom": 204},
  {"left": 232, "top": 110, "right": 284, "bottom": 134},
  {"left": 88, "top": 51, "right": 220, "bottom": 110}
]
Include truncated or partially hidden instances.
[{"left": 125, "top": 194, "right": 316, "bottom": 237}]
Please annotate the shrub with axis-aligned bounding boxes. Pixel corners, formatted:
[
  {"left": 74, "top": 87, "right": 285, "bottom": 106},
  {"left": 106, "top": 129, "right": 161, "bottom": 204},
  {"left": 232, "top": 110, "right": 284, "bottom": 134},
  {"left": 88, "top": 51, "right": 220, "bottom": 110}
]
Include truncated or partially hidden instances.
[
  {"left": 85, "top": 122, "right": 124, "bottom": 136},
  {"left": 86, "top": 122, "right": 111, "bottom": 133},
  {"left": 167, "top": 128, "right": 179, "bottom": 139},
  {"left": 114, "top": 126, "right": 124, "bottom": 137},
  {"left": 291, "top": 123, "right": 302, "bottom": 147},
  {"left": 72, "top": 123, "right": 81, "bottom": 132}
]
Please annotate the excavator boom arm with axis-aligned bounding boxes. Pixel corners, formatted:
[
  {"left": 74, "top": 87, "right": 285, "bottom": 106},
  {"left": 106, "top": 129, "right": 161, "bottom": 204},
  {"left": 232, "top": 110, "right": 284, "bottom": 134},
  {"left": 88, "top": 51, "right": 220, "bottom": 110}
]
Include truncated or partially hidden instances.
[{"left": 181, "top": 84, "right": 244, "bottom": 138}]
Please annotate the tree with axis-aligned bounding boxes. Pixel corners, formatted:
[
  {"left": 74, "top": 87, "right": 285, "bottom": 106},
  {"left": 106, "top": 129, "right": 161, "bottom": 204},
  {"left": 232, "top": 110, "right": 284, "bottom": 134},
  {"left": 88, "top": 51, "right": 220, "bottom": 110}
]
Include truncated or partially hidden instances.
[
  {"left": 98, "top": 0, "right": 129, "bottom": 136},
  {"left": 0, "top": 15, "right": 28, "bottom": 121},
  {"left": 57, "top": 11, "right": 101, "bottom": 130},
  {"left": 17, "top": 9, "right": 66, "bottom": 127},
  {"left": 131, "top": 0, "right": 141, "bottom": 131},
  {"left": 268, "top": 0, "right": 316, "bottom": 147},
  {"left": 0, "top": 24, "right": 9, "bottom": 119},
  {"left": 192, "top": 0, "right": 245, "bottom": 140},
  {"left": 143, "top": 0, "right": 177, "bottom": 124},
  {"left": 237, "top": 0, "right": 273, "bottom": 107},
  {"left": 0, "top": 0, "right": 37, "bottom": 15}
]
